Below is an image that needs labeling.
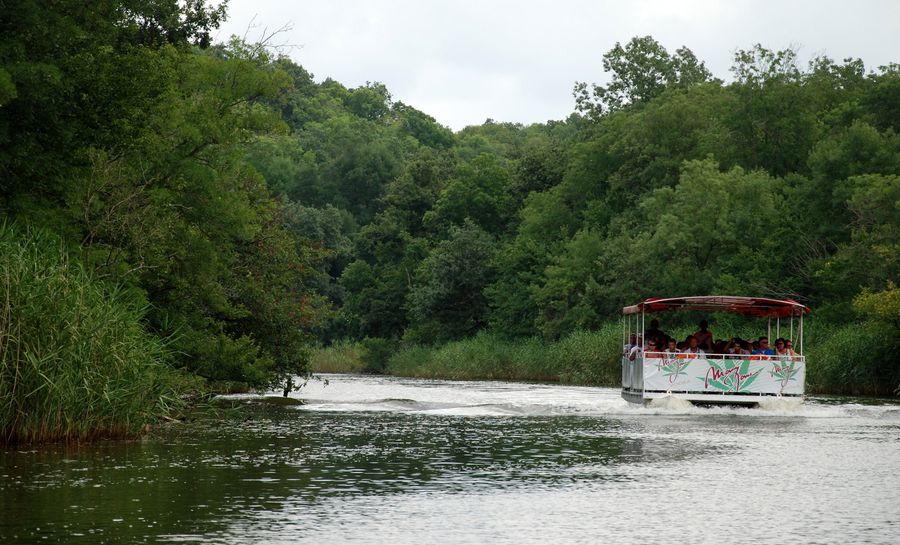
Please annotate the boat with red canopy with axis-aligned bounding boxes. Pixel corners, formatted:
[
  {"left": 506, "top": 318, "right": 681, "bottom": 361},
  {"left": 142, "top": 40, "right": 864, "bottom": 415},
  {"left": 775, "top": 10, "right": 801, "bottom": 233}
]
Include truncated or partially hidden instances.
[{"left": 621, "top": 296, "right": 810, "bottom": 406}]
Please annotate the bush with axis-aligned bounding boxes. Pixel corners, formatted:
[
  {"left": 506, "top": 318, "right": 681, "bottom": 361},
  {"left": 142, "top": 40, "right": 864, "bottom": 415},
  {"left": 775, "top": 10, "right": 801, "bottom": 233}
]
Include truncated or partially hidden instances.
[
  {"left": 0, "top": 225, "right": 182, "bottom": 444},
  {"left": 360, "top": 337, "right": 398, "bottom": 374}
]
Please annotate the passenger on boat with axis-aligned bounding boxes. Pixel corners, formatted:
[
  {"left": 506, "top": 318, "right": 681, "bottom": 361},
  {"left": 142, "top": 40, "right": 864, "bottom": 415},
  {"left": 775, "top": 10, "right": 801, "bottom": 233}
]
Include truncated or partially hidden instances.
[
  {"left": 785, "top": 340, "right": 799, "bottom": 357},
  {"left": 774, "top": 338, "right": 790, "bottom": 357},
  {"left": 644, "top": 339, "right": 661, "bottom": 357},
  {"left": 712, "top": 339, "right": 728, "bottom": 354},
  {"left": 628, "top": 335, "right": 644, "bottom": 361},
  {"left": 682, "top": 335, "right": 706, "bottom": 358},
  {"left": 693, "top": 320, "right": 714, "bottom": 351},
  {"left": 644, "top": 319, "right": 666, "bottom": 346},
  {"left": 725, "top": 337, "right": 750, "bottom": 356},
  {"left": 624, "top": 333, "right": 638, "bottom": 355},
  {"left": 752, "top": 337, "right": 775, "bottom": 356},
  {"left": 663, "top": 338, "right": 680, "bottom": 356}
]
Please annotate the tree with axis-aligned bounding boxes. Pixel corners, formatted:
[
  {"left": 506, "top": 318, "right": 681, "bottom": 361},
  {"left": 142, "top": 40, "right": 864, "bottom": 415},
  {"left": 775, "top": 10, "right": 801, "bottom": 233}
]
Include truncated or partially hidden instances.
[
  {"left": 406, "top": 222, "right": 497, "bottom": 343},
  {"left": 424, "top": 154, "right": 513, "bottom": 235},
  {"left": 574, "top": 36, "right": 713, "bottom": 118}
]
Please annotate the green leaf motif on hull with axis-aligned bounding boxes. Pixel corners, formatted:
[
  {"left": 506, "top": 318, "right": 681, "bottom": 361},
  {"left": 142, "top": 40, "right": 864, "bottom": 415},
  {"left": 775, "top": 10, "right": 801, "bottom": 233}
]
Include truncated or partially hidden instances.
[{"left": 701, "top": 359, "right": 762, "bottom": 392}]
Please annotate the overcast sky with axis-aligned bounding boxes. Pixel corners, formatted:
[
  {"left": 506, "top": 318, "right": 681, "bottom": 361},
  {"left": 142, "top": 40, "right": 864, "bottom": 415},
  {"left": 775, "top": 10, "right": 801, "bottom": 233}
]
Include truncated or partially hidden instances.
[{"left": 215, "top": 0, "right": 900, "bottom": 130}]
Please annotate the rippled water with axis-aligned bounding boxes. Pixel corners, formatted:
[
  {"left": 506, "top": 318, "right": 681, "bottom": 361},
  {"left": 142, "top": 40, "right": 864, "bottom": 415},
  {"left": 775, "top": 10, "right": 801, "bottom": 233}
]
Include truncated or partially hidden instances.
[{"left": 2, "top": 375, "right": 899, "bottom": 544}]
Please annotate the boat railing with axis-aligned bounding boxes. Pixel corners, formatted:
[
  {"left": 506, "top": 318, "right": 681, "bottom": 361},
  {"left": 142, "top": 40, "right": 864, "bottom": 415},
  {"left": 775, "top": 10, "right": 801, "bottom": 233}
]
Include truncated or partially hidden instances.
[{"left": 640, "top": 353, "right": 804, "bottom": 362}]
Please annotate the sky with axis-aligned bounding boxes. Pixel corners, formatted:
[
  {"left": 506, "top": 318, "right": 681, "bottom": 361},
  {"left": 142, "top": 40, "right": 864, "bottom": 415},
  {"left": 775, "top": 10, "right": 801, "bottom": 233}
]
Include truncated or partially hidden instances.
[{"left": 215, "top": 0, "right": 900, "bottom": 130}]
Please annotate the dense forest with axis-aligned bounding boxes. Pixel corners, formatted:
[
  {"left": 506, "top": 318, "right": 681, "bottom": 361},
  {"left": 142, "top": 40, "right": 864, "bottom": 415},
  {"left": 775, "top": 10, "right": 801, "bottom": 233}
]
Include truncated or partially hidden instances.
[{"left": 1, "top": 2, "right": 898, "bottom": 442}]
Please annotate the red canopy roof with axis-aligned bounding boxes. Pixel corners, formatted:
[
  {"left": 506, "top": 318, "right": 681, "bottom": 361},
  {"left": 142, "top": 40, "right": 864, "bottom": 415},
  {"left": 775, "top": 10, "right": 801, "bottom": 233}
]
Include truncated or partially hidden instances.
[{"left": 622, "top": 296, "right": 810, "bottom": 318}]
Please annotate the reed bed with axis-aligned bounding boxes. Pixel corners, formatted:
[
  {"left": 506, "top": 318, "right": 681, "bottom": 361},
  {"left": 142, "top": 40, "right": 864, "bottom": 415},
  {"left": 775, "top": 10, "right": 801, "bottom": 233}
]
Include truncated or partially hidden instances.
[
  {"left": 309, "top": 340, "right": 366, "bottom": 373},
  {"left": 387, "top": 323, "right": 622, "bottom": 385},
  {"left": 0, "top": 226, "right": 182, "bottom": 445}
]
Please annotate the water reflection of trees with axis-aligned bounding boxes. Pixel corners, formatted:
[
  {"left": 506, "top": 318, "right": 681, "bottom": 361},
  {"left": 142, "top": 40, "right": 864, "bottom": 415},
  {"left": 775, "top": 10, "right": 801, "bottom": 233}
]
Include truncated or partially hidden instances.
[{"left": 0, "top": 402, "right": 727, "bottom": 542}]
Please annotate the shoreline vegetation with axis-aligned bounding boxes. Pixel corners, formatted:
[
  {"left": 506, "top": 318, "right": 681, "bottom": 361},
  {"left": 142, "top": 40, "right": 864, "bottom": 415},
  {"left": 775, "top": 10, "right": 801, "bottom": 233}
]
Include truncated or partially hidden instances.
[
  {"left": 0, "top": 226, "right": 191, "bottom": 444},
  {"left": 2, "top": 2, "right": 898, "bottom": 444},
  {"left": 311, "top": 317, "right": 898, "bottom": 397}
]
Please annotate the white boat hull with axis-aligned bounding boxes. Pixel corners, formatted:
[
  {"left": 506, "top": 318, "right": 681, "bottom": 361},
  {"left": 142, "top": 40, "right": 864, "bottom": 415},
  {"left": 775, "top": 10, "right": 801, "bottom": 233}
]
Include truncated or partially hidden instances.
[{"left": 621, "top": 355, "right": 805, "bottom": 407}]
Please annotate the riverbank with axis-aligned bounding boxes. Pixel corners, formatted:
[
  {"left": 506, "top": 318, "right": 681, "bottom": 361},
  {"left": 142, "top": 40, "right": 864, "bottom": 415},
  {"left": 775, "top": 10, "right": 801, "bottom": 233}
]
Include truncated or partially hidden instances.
[
  {"left": 311, "top": 322, "right": 900, "bottom": 397},
  {"left": 310, "top": 326, "right": 625, "bottom": 386}
]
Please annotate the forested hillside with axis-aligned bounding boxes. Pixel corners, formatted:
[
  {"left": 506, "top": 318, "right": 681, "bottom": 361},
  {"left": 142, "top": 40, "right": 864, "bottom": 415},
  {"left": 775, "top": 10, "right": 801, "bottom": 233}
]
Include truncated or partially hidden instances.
[{"left": 1, "top": 2, "right": 898, "bottom": 442}]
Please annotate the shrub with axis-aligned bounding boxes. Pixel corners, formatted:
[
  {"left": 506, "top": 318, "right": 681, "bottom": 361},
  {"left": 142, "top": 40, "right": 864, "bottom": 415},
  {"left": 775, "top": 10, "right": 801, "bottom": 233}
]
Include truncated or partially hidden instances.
[{"left": 360, "top": 337, "right": 398, "bottom": 374}]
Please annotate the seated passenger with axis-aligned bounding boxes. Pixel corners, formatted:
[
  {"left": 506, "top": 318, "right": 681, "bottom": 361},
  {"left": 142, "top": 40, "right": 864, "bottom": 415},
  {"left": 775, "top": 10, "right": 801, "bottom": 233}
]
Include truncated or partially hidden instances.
[
  {"left": 751, "top": 336, "right": 775, "bottom": 356},
  {"left": 693, "top": 320, "right": 714, "bottom": 351},
  {"left": 774, "top": 338, "right": 790, "bottom": 357},
  {"left": 644, "top": 339, "right": 661, "bottom": 357},
  {"left": 663, "top": 338, "right": 680, "bottom": 357},
  {"left": 713, "top": 340, "right": 728, "bottom": 354},
  {"left": 682, "top": 335, "right": 706, "bottom": 358},
  {"left": 785, "top": 340, "right": 799, "bottom": 357},
  {"left": 725, "top": 337, "right": 742, "bottom": 355}
]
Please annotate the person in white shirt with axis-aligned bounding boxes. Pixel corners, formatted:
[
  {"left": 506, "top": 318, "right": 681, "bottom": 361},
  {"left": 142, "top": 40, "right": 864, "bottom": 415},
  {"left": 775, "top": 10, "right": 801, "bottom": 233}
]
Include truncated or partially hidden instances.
[
  {"left": 628, "top": 335, "right": 644, "bottom": 361},
  {"left": 623, "top": 333, "right": 638, "bottom": 356},
  {"left": 663, "top": 338, "right": 681, "bottom": 357},
  {"left": 682, "top": 335, "right": 706, "bottom": 358}
]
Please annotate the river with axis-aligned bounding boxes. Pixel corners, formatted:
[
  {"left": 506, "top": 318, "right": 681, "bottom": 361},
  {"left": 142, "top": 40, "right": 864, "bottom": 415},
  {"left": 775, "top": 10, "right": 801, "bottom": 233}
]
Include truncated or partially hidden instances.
[{"left": 2, "top": 374, "right": 899, "bottom": 544}]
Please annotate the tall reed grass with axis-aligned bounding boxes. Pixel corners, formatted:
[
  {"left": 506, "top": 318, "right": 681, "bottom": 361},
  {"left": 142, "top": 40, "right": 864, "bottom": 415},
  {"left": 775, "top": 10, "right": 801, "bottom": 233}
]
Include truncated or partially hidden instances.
[
  {"left": 0, "top": 225, "right": 183, "bottom": 444},
  {"left": 387, "top": 323, "right": 622, "bottom": 385},
  {"left": 309, "top": 340, "right": 366, "bottom": 373},
  {"left": 805, "top": 320, "right": 899, "bottom": 396}
]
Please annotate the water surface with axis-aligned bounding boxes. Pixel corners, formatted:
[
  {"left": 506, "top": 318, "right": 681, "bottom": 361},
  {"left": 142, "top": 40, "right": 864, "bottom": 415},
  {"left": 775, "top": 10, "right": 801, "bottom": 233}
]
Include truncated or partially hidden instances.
[{"left": 2, "top": 375, "right": 898, "bottom": 544}]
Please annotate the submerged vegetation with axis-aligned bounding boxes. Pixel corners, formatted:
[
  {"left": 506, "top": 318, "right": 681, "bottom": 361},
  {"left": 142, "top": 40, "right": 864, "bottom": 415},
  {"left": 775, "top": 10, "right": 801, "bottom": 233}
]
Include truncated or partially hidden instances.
[{"left": 1, "top": 3, "right": 898, "bottom": 442}]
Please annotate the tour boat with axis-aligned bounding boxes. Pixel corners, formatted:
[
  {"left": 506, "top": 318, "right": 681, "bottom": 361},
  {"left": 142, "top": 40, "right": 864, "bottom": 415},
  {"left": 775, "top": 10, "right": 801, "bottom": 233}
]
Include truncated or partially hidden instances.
[{"left": 621, "top": 296, "right": 809, "bottom": 406}]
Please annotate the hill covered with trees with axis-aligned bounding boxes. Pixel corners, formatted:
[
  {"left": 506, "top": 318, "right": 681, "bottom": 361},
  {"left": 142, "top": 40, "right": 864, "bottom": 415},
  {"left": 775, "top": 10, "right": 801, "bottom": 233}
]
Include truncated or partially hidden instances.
[{"left": 1, "top": 2, "right": 897, "bottom": 441}]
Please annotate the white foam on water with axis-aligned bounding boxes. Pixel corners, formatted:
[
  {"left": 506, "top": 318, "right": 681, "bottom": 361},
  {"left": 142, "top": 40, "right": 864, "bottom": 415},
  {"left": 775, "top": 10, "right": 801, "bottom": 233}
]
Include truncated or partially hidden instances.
[
  {"left": 646, "top": 396, "right": 695, "bottom": 411},
  {"left": 224, "top": 374, "right": 898, "bottom": 421},
  {"left": 756, "top": 396, "right": 805, "bottom": 412}
]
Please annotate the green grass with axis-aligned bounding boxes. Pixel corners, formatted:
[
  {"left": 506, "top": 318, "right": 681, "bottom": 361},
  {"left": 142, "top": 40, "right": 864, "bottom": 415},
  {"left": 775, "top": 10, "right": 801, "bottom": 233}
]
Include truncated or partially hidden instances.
[
  {"left": 0, "top": 225, "right": 184, "bottom": 445},
  {"left": 805, "top": 320, "right": 899, "bottom": 396},
  {"left": 315, "top": 318, "right": 898, "bottom": 397},
  {"left": 309, "top": 340, "right": 366, "bottom": 373},
  {"left": 387, "top": 323, "right": 622, "bottom": 385}
]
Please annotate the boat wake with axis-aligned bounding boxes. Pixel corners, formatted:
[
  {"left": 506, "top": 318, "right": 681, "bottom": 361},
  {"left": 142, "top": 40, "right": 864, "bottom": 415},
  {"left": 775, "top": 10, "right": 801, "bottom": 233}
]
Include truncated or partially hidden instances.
[{"left": 223, "top": 374, "right": 898, "bottom": 421}]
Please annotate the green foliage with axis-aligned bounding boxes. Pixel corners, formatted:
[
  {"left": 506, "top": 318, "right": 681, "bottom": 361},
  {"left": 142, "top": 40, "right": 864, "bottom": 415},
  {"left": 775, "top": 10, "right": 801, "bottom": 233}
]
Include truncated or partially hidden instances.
[
  {"left": 309, "top": 341, "right": 365, "bottom": 373},
  {"left": 406, "top": 222, "right": 498, "bottom": 343},
  {"left": 359, "top": 337, "right": 398, "bottom": 374},
  {"left": 386, "top": 326, "right": 621, "bottom": 385},
  {"left": 806, "top": 321, "right": 899, "bottom": 396},
  {"left": 424, "top": 153, "right": 513, "bottom": 234},
  {"left": 0, "top": 225, "right": 183, "bottom": 444},
  {"left": 575, "top": 36, "right": 713, "bottom": 117},
  {"left": 4, "top": 10, "right": 899, "bottom": 402}
]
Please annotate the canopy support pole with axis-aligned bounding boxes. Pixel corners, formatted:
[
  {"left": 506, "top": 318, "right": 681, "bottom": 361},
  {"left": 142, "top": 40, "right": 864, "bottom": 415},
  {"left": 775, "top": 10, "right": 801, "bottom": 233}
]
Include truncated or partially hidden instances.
[{"left": 641, "top": 309, "right": 645, "bottom": 348}]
